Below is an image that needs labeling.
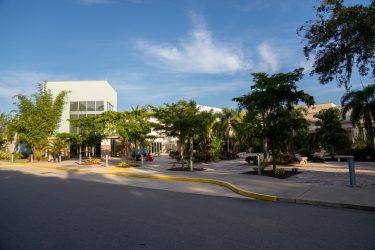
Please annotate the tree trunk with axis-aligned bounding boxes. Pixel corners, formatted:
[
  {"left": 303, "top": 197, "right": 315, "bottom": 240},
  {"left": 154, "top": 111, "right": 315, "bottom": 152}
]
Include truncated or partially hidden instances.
[
  {"left": 365, "top": 117, "right": 374, "bottom": 149},
  {"left": 270, "top": 138, "right": 276, "bottom": 171},
  {"left": 262, "top": 137, "right": 268, "bottom": 161},
  {"left": 181, "top": 142, "right": 185, "bottom": 168},
  {"left": 189, "top": 136, "right": 193, "bottom": 171}
]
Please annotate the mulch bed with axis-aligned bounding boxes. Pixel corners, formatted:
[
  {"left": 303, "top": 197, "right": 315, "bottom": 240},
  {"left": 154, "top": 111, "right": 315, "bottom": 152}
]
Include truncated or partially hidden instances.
[
  {"left": 168, "top": 167, "right": 206, "bottom": 171},
  {"left": 242, "top": 170, "right": 301, "bottom": 179}
]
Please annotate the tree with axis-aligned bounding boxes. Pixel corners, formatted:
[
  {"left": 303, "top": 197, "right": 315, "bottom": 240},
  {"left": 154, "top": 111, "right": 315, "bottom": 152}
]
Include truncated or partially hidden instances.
[
  {"left": 49, "top": 132, "right": 80, "bottom": 159},
  {"left": 0, "top": 113, "right": 13, "bottom": 150},
  {"left": 13, "top": 83, "right": 68, "bottom": 160},
  {"left": 99, "top": 107, "right": 154, "bottom": 157},
  {"left": 314, "top": 108, "right": 352, "bottom": 154},
  {"left": 216, "top": 108, "right": 240, "bottom": 155},
  {"left": 233, "top": 111, "right": 263, "bottom": 153},
  {"left": 341, "top": 84, "right": 375, "bottom": 149},
  {"left": 299, "top": 0, "right": 375, "bottom": 88},
  {"left": 152, "top": 100, "right": 200, "bottom": 170},
  {"left": 233, "top": 68, "right": 314, "bottom": 169},
  {"left": 70, "top": 116, "right": 104, "bottom": 158}
]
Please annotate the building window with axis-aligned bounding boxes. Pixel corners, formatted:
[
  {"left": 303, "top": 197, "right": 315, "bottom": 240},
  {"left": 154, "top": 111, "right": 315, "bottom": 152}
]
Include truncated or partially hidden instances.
[
  {"left": 70, "top": 102, "right": 78, "bottom": 111},
  {"left": 96, "top": 101, "right": 104, "bottom": 111},
  {"left": 107, "top": 102, "right": 114, "bottom": 111},
  {"left": 87, "top": 101, "right": 95, "bottom": 111},
  {"left": 79, "top": 101, "right": 87, "bottom": 111},
  {"left": 151, "top": 142, "right": 162, "bottom": 154},
  {"left": 69, "top": 114, "right": 78, "bottom": 134}
]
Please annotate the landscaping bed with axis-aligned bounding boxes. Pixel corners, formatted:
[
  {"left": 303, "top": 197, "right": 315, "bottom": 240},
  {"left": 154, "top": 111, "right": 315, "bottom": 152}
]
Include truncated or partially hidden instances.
[{"left": 242, "top": 169, "right": 300, "bottom": 179}]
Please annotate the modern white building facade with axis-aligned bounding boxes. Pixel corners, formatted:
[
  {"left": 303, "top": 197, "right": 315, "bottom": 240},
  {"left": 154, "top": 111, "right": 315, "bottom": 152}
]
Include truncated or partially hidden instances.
[
  {"left": 46, "top": 80, "right": 117, "bottom": 134},
  {"left": 46, "top": 80, "right": 117, "bottom": 157}
]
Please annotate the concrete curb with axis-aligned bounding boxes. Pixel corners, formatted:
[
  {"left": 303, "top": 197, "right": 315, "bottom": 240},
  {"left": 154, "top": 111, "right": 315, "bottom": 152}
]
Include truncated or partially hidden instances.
[
  {"left": 278, "top": 197, "right": 375, "bottom": 212},
  {"left": 0, "top": 164, "right": 277, "bottom": 202},
  {"left": 103, "top": 171, "right": 277, "bottom": 202}
]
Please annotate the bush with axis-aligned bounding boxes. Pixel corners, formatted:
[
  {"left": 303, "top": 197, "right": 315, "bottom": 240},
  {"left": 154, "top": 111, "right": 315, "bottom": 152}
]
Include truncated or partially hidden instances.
[
  {"left": 351, "top": 147, "right": 375, "bottom": 161},
  {"left": 274, "top": 168, "right": 286, "bottom": 176},
  {"left": 118, "top": 161, "right": 128, "bottom": 168},
  {"left": 130, "top": 162, "right": 140, "bottom": 167},
  {"left": 221, "top": 152, "right": 238, "bottom": 160},
  {"left": 82, "top": 159, "right": 101, "bottom": 165},
  {"left": 92, "top": 159, "right": 101, "bottom": 164},
  {"left": 291, "top": 167, "right": 299, "bottom": 173},
  {"left": 0, "top": 152, "right": 11, "bottom": 160},
  {"left": 194, "top": 153, "right": 220, "bottom": 163}
]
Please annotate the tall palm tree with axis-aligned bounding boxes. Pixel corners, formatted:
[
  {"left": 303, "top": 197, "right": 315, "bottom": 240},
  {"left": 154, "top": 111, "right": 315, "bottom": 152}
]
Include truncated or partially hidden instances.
[
  {"left": 216, "top": 108, "right": 240, "bottom": 154},
  {"left": 341, "top": 84, "right": 375, "bottom": 149}
]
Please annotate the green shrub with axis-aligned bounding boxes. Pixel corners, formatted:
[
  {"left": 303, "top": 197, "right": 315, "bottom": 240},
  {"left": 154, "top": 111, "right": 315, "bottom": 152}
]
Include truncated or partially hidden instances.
[
  {"left": 0, "top": 152, "right": 11, "bottom": 160},
  {"left": 274, "top": 168, "right": 286, "bottom": 176},
  {"left": 92, "top": 159, "right": 101, "bottom": 164},
  {"left": 14, "top": 152, "right": 27, "bottom": 159},
  {"left": 131, "top": 162, "right": 140, "bottom": 167},
  {"left": 118, "top": 161, "right": 128, "bottom": 168}
]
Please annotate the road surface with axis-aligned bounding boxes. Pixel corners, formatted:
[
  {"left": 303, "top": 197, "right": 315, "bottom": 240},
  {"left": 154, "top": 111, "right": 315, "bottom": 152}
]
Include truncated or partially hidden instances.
[{"left": 0, "top": 170, "right": 374, "bottom": 249}]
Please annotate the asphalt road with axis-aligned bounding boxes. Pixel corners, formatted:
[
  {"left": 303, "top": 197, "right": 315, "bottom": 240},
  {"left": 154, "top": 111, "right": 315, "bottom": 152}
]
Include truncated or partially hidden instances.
[{"left": 0, "top": 170, "right": 374, "bottom": 250}]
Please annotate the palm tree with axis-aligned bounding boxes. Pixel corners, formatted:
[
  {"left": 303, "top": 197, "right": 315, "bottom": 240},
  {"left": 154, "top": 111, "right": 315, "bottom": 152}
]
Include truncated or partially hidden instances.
[
  {"left": 341, "top": 84, "right": 375, "bottom": 149},
  {"left": 216, "top": 108, "right": 240, "bottom": 154}
]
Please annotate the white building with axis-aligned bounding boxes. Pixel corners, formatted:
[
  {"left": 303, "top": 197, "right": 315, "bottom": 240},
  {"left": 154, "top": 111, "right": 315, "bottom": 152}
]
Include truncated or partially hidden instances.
[
  {"left": 46, "top": 80, "right": 117, "bottom": 157},
  {"left": 46, "top": 80, "right": 117, "bottom": 133}
]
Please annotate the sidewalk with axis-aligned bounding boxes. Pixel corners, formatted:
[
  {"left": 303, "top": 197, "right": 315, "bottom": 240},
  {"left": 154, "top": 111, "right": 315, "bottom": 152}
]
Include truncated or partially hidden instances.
[{"left": 1, "top": 158, "right": 374, "bottom": 211}]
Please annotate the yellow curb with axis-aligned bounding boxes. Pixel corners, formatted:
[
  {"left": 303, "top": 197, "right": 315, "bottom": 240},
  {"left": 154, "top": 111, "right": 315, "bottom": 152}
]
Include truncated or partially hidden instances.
[
  {"left": 104, "top": 172, "right": 277, "bottom": 202},
  {"left": 1, "top": 164, "right": 277, "bottom": 202}
]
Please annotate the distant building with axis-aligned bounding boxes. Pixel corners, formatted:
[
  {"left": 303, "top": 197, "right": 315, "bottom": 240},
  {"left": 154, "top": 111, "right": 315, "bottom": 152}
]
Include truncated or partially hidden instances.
[
  {"left": 46, "top": 80, "right": 117, "bottom": 157},
  {"left": 145, "top": 104, "right": 223, "bottom": 155},
  {"left": 301, "top": 102, "right": 357, "bottom": 140}
]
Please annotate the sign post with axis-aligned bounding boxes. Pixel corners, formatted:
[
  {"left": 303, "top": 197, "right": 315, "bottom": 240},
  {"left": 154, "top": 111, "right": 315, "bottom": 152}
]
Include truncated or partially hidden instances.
[
  {"left": 257, "top": 154, "right": 261, "bottom": 175},
  {"left": 348, "top": 156, "right": 356, "bottom": 187}
]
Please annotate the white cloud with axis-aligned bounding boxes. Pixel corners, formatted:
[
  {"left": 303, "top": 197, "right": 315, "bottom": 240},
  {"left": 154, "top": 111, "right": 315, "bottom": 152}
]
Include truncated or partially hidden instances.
[
  {"left": 257, "top": 42, "right": 279, "bottom": 72},
  {"left": 136, "top": 13, "right": 251, "bottom": 74}
]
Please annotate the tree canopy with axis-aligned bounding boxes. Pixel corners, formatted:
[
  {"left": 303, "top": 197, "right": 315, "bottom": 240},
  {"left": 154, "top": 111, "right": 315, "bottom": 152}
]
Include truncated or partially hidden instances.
[
  {"left": 299, "top": 0, "right": 375, "bottom": 88},
  {"left": 341, "top": 84, "right": 375, "bottom": 149},
  {"left": 13, "top": 83, "right": 68, "bottom": 160},
  {"left": 314, "top": 107, "right": 352, "bottom": 154},
  {"left": 234, "top": 68, "right": 314, "bottom": 168}
]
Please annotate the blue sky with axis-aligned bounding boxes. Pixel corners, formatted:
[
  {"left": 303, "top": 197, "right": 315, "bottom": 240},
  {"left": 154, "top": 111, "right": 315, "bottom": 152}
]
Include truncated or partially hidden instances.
[{"left": 0, "top": 0, "right": 372, "bottom": 113}]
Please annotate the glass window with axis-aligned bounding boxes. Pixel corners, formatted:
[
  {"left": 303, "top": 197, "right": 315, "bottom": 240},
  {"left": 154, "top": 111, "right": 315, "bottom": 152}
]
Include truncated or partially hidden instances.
[
  {"left": 87, "top": 101, "right": 95, "bottom": 111},
  {"left": 79, "top": 101, "right": 87, "bottom": 111},
  {"left": 70, "top": 102, "right": 78, "bottom": 111},
  {"left": 107, "top": 102, "right": 114, "bottom": 111},
  {"left": 96, "top": 101, "right": 104, "bottom": 111},
  {"left": 86, "top": 114, "right": 95, "bottom": 117},
  {"left": 79, "top": 114, "right": 86, "bottom": 118},
  {"left": 69, "top": 115, "right": 78, "bottom": 134}
]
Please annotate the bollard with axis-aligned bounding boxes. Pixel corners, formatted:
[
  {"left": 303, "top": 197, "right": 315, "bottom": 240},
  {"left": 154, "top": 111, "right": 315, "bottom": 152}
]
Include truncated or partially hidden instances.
[
  {"left": 105, "top": 155, "right": 108, "bottom": 167},
  {"left": 79, "top": 154, "right": 82, "bottom": 164},
  {"left": 59, "top": 155, "right": 62, "bottom": 163},
  {"left": 348, "top": 157, "right": 356, "bottom": 187},
  {"left": 141, "top": 155, "right": 144, "bottom": 167},
  {"left": 11, "top": 154, "right": 14, "bottom": 163},
  {"left": 30, "top": 154, "right": 33, "bottom": 163},
  {"left": 257, "top": 154, "right": 261, "bottom": 175}
]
